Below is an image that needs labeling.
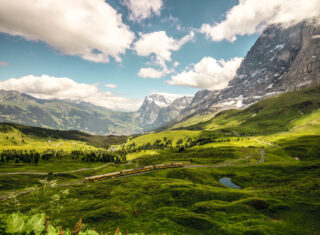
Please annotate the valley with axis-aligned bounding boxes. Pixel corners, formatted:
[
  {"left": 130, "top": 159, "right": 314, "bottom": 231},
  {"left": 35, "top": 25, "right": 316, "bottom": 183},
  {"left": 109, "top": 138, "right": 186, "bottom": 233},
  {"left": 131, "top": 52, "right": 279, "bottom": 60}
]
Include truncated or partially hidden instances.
[
  {"left": 0, "top": 5, "right": 319, "bottom": 234},
  {"left": 0, "top": 85, "right": 319, "bottom": 234}
]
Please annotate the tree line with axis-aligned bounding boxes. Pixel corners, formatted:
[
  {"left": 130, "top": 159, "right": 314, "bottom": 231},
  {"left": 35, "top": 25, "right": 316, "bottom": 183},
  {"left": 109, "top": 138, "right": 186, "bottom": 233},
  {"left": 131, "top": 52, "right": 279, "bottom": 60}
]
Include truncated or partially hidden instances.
[
  {"left": 123, "top": 136, "right": 247, "bottom": 154},
  {"left": 0, "top": 149, "right": 126, "bottom": 165}
]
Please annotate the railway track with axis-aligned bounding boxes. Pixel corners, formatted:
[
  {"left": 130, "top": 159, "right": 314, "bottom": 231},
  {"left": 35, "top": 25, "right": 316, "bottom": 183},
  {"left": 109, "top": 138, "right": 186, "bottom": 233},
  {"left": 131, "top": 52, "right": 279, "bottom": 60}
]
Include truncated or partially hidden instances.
[{"left": 0, "top": 150, "right": 265, "bottom": 200}]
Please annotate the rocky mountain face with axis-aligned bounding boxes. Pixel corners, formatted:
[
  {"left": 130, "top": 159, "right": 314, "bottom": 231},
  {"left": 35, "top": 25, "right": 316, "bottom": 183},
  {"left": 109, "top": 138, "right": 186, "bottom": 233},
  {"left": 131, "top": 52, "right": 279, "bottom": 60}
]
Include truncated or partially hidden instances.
[
  {"left": 0, "top": 90, "right": 193, "bottom": 135},
  {"left": 135, "top": 94, "right": 193, "bottom": 130},
  {"left": 180, "top": 89, "right": 220, "bottom": 118},
  {"left": 181, "top": 21, "right": 320, "bottom": 118}
]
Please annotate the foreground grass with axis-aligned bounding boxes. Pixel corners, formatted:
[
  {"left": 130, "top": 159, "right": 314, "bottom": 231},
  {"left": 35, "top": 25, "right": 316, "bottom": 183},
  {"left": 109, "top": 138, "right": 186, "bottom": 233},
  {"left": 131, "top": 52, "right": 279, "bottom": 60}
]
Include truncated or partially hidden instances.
[
  {"left": 1, "top": 160, "right": 319, "bottom": 234},
  {"left": 0, "top": 138, "right": 319, "bottom": 234}
]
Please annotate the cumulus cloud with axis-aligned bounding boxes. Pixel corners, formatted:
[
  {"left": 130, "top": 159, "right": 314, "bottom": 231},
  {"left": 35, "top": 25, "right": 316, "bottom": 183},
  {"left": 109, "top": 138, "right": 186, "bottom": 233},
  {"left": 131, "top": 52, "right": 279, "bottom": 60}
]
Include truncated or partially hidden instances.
[
  {"left": 134, "top": 31, "right": 194, "bottom": 64},
  {"left": 0, "top": 61, "right": 8, "bottom": 66},
  {"left": 0, "top": 75, "right": 142, "bottom": 111},
  {"left": 167, "top": 57, "right": 243, "bottom": 90},
  {"left": 138, "top": 67, "right": 168, "bottom": 79},
  {"left": 104, "top": 84, "right": 117, "bottom": 89},
  {"left": 123, "top": 0, "right": 163, "bottom": 22},
  {"left": 0, "top": 0, "right": 134, "bottom": 63},
  {"left": 135, "top": 31, "right": 194, "bottom": 78},
  {"left": 200, "top": 0, "right": 320, "bottom": 42}
]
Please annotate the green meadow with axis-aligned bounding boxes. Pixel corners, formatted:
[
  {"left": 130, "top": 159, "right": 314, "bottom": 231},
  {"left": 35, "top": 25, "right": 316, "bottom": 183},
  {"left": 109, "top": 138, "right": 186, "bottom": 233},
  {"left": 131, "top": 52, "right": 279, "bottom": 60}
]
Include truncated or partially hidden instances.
[{"left": 0, "top": 85, "right": 319, "bottom": 234}]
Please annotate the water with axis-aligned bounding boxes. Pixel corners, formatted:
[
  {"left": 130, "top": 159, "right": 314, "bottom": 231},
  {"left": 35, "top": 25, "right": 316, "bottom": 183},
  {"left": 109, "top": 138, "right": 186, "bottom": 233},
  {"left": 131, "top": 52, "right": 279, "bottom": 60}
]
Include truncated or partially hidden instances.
[{"left": 219, "top": 177, "right": 242, "bottom": 189}]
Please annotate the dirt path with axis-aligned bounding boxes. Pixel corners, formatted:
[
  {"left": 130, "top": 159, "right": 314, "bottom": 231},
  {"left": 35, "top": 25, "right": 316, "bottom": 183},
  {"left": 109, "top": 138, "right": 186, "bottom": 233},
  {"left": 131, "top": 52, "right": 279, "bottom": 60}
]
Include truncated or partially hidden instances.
[
  {"left": 0, "top": 150, "right": 265, "bottom": 200},
  {"left": 255, "top": 138, "right": 278, "bottom": 147}
]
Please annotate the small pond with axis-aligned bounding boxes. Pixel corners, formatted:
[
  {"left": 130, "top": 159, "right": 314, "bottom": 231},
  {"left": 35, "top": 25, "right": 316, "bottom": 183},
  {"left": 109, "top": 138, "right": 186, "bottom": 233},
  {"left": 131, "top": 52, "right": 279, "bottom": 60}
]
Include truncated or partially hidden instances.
[{"left": 219, "top": 177, "right": 242, "bottom": 189}]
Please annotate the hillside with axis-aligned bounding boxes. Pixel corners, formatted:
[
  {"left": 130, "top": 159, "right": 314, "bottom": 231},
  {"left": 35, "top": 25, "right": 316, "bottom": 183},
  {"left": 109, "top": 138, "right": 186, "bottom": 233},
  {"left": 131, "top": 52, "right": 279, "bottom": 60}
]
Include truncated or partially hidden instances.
[
  {"left": 127, "top": 84, "right": 320, "bottom": 165},
  {"left": 1, "top": 85, "right": 319, "bottom": 234},
  {"left": 0, "top": 122, "right": 127, "bottom": 150},
  {"left": 0, "top": 90, "right": 141, "bottom": 135},
  {"left": 170, "top": 84, "right": 320, "bottom": 135}
]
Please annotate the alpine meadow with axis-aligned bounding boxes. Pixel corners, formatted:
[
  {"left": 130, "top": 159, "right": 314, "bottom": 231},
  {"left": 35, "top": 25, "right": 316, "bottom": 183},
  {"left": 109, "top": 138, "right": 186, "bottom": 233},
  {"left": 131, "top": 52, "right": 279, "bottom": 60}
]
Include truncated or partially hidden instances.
[{"left": 0, "top": 0, "right": 319, "bottom": 234}]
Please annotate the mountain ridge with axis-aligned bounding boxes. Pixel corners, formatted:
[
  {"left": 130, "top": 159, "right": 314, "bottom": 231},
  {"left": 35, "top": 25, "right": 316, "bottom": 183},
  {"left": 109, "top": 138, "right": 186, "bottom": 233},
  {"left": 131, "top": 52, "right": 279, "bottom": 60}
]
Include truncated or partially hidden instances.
[
  {"left": 0, "top": 21, "right": 319, "bottom": 135},
  {"left": 178, "top": 21, "right": 320, "bottom": 119},
  {"left": 0, "top": 90, "right": 193, "bottom": 135}
]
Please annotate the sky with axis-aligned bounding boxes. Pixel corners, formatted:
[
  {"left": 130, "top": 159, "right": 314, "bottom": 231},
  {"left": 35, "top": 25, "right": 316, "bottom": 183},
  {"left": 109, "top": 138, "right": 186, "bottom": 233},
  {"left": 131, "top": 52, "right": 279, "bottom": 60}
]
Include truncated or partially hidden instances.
[{"left": 0, "top": 0, "right": 319, "bottom": 111}]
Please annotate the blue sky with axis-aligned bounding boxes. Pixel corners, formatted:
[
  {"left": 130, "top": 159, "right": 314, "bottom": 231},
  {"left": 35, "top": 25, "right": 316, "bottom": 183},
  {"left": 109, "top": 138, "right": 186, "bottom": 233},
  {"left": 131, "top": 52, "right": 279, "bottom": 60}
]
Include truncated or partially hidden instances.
[{"left": 0, "top": 0, "right": 317, "bottom": 111}]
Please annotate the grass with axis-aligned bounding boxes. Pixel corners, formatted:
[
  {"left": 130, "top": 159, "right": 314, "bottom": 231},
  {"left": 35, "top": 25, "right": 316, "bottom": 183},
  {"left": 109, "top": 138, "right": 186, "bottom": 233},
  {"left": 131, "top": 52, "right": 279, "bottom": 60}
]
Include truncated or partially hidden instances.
[
  {"left": 0, "top": 85, "right": 320, "bottom": 234},
  {"left": 1, "top": 157, "right": 319, "bottom": 234},
  {"left": 0, "top": 125, "right": 101, "bottom": 152},
  {"left": 168, "top": 84, "right": 320, "bottom": 135},
  {"left": 127, "top": 130, "right": 204, "bottom": 147}
]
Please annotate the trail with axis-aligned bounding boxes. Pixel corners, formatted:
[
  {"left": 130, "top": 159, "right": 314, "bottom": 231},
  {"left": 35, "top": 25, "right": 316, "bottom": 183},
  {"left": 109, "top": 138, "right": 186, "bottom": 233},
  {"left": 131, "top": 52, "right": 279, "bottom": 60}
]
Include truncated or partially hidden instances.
[
  {"left": 0, "top": 150, "right": 265, "bottom": 200},
  {"left": 255, "top": 138, "right": 278, "bottom": 147}
]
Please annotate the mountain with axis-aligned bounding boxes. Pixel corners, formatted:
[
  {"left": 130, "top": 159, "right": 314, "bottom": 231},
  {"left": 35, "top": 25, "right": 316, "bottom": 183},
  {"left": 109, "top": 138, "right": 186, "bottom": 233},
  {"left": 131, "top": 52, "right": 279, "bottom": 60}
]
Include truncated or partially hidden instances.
[
  {"left": 135, "top": 94, "right": 193, "bottom": 131},
  {"left": 0, "top": 90, "right": 193, "bottom": 135},
  {"left": 1, "top": 22, "right": 319, "bottom": 135},
  {"left": 180, "top": 21, "right": 320, "bottom": 118},
  {"left": 0, "top": 90, "right": 142, "bottom": 135},
  {"left": 172, "top": 84, "right": 320, "bottom": 134}
]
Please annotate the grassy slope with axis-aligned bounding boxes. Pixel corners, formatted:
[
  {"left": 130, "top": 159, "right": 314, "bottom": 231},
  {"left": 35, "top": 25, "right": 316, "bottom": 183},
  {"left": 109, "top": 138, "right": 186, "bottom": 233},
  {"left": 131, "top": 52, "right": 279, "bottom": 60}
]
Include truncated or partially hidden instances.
[
  {"left": 0, "top": 85, "right": 320, "bottom": 234},
  {"left": 0, "top": 91, "right": 142, "bottom": 135},
  {"left": 0, "top": 125, "right": 97, "bottom": 152},
  {"left": 0, "top": 122, "right": 127, "bottom": 149},
  {"left": 171, "top": 84, "right": 320, "bottom": 134}
]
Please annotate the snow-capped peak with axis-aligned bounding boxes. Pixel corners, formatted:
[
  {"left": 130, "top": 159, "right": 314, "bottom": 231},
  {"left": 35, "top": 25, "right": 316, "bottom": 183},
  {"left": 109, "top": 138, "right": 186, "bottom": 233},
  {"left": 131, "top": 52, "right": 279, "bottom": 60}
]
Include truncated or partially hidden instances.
[{"left": 146, "top": 93, "right": 192, "bottom": 108}]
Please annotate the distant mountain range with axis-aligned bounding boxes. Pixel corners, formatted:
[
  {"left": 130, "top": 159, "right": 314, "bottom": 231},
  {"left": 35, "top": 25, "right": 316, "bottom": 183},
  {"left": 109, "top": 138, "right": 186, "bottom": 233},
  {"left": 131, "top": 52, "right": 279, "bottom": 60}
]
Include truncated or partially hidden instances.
[
  {"left": 0, "top": 21, "right": 319, "bottom": 135},
  {"left": 0, "top": 90, "right": 192, "bottom": 135}
]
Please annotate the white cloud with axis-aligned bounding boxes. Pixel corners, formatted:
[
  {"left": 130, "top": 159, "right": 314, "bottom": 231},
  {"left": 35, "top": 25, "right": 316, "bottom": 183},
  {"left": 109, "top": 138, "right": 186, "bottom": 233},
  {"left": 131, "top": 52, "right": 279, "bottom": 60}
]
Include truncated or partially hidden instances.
[
  {"left": 105, "top": 84, "right": 117, "bottom": 89},
  {"left": 123, "top": 0, "right": 163, "bottom": 22},
  {"left": 135, "top": 31, "right": 194, "bottom": 78},
  {"left": 200, "top": 0, "right": 320, "bottom": 42},
  {"left": 0, "top": 75, "right": 142, "bottom": 111},
  {"left": 0, "top": 0, "right": 134, "bottom": 63},
  {"left": 134, "top": 31, "right": 194, "bottom": 64},
  {"left": 0, "top": 61, "right": 8, "bottom": 66},
  {"left": 138, "top": 67, "right": 168, "bottom": 79},
  {"left": 167, "top": 57, "right": 243, "bottom": 90}
]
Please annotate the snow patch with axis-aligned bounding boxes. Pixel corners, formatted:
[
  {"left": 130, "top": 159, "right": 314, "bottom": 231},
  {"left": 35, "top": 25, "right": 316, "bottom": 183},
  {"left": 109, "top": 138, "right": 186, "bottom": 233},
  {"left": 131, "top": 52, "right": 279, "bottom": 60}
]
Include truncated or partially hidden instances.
[
  {"left": 275, "top": 44, "right": 285, "bottom": 50},
  {"left": 267, "top": 83, "right": 274, "bottom": 89}
]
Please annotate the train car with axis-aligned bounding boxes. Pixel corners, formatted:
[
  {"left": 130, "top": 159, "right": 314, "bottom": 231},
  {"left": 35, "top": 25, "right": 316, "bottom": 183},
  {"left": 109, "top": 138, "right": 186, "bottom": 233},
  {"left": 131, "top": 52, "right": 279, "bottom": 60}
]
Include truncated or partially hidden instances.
[
  {"left": 120, "top": 169, "right": 135, "bottom": 176},
  {"left": 84, "top": 171, "right": 120, "bottom": 182},
  {"left": 134, "top": 165, "right": 154, "bottom": 173},
  {"left": 143, "top": 165, "right": 154, "bottom": 171},
  {"left": 165, "top": 163, "right": 176, "bottom": 168},
  {"left": 155, "top": 164, "right": 166, "bottom": 169},
  {"left": 103, "top": 172, "right": 120, "bottom": 179},
  {"left": 173, "top": 163, "right": 183, "bottom": 168}
]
